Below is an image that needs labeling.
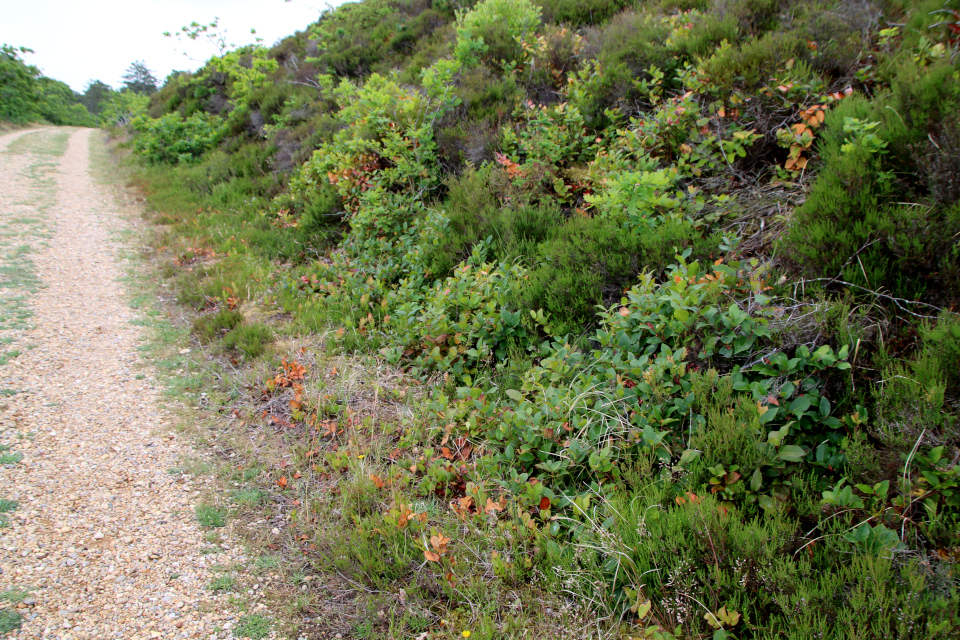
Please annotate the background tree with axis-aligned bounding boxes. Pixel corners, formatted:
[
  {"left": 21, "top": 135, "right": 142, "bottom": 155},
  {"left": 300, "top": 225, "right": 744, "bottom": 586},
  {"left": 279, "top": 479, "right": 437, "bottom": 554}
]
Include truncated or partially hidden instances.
[
  {"left": 0, "top": 44, "right": 41, "bottom": 122},
  {"left": 120, "top": 61, "right": 158, "bottom": 95},
  {"left": 35, "top": 76, "right": 96, "bottom": 126},
  {"left": 80, "top": 79, "right": 112, "bottom": 116},
  {"left": 1, "top": 44, "right": 94, "bottom": 126}
]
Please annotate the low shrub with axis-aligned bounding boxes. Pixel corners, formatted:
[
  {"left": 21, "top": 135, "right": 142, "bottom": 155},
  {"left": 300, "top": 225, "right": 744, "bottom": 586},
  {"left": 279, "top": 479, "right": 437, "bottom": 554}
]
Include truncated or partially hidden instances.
[
  {"left": 382, "top": 246, "right": 531, "bottom": 379},
  {"left": 423, "top": 166, "right": 564, "bottom": 276},
  {"left": 585, "top": 487, "right": 960, "bottom": 639},
  {"left": 131, "top": 112, "right": 224, "bottom": 165},
  {"left": 782, "top": 62, "right": 960, "bottom": 300},
  {"left": 222, "top": 323, "right": 273, "bottom": 359},
  {"left": 523, "top": 217, "right": 717, "bottom": 335},
  {"left": 455, "top": 0, "right": 543, "bottom": 69},
  {"left": 697, "top": 30, "right": 809, "bottom": 92},
  {"left": 192, "top": 309, "right": 244, "bottom": 342},
  {"left": 538, "top": 0, "right": 628, "bottom": 26}
]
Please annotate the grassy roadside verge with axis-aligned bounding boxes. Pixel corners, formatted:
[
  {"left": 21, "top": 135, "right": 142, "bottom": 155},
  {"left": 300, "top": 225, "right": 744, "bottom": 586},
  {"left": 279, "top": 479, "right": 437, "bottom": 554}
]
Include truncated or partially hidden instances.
[
  {"left": 95, "top": 135, "right": 595, "bottom": 639},
  {"left": 88, "top": 130, "right": 296, "bottom": 640},
  {"left": 0, "top": 123, "right": 41, "bottom": 135}
]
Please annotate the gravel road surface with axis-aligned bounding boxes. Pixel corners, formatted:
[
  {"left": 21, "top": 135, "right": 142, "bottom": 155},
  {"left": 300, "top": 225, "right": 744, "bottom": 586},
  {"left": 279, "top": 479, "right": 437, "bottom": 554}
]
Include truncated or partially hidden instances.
[{"left": 0, "top": 128, "right": 265, "bottom": 639}]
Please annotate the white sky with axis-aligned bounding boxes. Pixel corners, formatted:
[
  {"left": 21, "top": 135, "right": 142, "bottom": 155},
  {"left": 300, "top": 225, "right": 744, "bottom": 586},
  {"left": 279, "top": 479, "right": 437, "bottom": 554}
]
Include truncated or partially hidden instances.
[{"left": 1, "top": 0, "right": 347, "bottom": 93}]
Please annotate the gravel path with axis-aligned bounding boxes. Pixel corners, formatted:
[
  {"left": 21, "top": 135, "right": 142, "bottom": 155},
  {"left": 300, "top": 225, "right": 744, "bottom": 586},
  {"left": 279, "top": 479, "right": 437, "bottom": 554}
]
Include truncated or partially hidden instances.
[{"left": 0, "top": 128, "right": 262, "bottom": 639}]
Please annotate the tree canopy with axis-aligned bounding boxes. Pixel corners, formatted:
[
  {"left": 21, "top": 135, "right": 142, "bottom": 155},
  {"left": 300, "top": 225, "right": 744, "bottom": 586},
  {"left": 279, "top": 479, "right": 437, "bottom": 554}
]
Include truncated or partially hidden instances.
[
  {"left": 121, "top": 61, "right": 158, "bottom": 95},
  {"left": 0, "top": 44, "right": 95, "bottom": 126}
]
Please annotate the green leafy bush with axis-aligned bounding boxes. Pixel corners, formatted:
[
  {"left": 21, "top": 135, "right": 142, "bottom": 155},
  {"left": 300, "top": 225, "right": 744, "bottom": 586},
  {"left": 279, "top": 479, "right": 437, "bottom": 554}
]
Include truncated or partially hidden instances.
[
  {"left": 455, "top": 0, "right": 543, "bottom": 68},
  {"left": 132, "top": 112, "right": 224, "bottom": 164},
  {"left": 382, "top": 246, "right": 531, "bottom": 379},
  {"left": 0, "top": 45, "right": 97, "bottom": 126}
]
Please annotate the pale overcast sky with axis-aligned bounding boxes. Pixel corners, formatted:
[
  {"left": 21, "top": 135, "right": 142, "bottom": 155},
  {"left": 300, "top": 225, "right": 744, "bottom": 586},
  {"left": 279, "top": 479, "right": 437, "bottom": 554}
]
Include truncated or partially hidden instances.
[{"left": 1, "top": 0, "right": 346, "bottom": 93}]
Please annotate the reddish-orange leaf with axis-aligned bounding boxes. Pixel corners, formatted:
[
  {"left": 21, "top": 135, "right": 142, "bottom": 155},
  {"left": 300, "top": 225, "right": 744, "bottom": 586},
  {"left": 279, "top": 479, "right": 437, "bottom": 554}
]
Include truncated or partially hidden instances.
[
  {"left": 539, "top": 496, "right": 551, "bottom": 511},
  {"left": 485, "top": 498, "right": 505, "bottom": 515},
  {"left": 277, "top": 476, "right": 288, "bottom": 489},
  {"left": 369, "top": 474, "right": 385, "bottom": 489},
  {"left": 424, "top": 550, "right": 440, "bottom": 562}
]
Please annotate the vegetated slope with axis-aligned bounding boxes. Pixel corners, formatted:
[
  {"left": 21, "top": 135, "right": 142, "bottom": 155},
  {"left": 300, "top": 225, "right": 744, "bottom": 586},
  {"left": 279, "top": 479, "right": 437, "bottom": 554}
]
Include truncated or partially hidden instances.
[{"left": 125, "top": 0, "right": 960, "bottom": 638}]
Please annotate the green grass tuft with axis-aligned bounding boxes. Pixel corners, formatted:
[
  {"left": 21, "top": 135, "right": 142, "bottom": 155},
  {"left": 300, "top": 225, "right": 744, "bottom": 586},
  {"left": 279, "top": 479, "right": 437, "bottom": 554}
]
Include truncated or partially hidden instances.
[
  {"left": 234, "top": 614, "right": 272, "bottom": 639},
  {"left": 206, "top": 574, "right": 237, "bottom": 592},
  {"left": 194, "top": 503, "right": 227, "bottom": 528},
  {"left": 222, "top": 323, "right": 273, "bottom": 359},
  {"left": 0, "top": 609, "right": 22, "bottom": 633}
]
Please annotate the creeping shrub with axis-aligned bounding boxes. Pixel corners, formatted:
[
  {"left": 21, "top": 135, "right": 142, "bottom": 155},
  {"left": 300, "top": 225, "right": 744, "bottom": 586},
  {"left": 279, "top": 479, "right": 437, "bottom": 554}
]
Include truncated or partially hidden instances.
[{"left": 382, "top": 246, "right": 531, "bottom": 380}]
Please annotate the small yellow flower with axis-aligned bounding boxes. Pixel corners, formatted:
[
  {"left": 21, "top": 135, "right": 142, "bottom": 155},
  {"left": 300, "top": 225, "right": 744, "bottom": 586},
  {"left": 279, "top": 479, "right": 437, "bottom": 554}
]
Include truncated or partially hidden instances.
[
  {"left": 462, "top": 632, "right": 471, "bottom": 638},
  {"left": 357, "top": 454, "right": 365, "bottom": 459}
]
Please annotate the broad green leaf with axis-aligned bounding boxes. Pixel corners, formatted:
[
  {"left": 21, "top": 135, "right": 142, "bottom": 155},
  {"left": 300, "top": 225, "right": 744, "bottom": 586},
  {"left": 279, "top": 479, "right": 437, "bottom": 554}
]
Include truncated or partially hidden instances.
[
  {"left": 636, "top": 600, "right": 652, "bottom": 620},
  {"left": 505, "top": 389, "right": 524, "bottom": 402},
  {"left": 789, "top": 395, "right": 812, "bottom": 417},
  {"left": 758, "top": 406, "right": 779, "bottom": 425},
  {"left": 777, "top": 445, "right": 807, "bottom": 462}
]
